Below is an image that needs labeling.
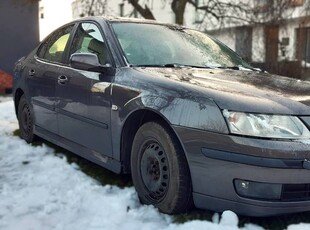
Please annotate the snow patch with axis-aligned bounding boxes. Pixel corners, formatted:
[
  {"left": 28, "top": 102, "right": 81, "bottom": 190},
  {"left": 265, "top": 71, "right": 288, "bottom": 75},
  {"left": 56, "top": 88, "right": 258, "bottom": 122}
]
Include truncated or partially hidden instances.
[
  {"left": 287, "top": 223, "right": 310, "bottom": 230},
  {"left": 295, "top": 139, "right": 310, "bottom": 145},
  {"left": 220, "top": 211, "right": 239, "bottom": 226},
  {"left": 0, "top": 98, "right": 306, "bottom": 229}
]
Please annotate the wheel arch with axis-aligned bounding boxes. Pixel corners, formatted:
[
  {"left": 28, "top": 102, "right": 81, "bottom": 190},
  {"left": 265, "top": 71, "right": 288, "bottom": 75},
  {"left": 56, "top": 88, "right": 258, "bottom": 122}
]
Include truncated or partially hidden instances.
[{"left": 120, "top": 108, "right": 188, "bottom": 174}]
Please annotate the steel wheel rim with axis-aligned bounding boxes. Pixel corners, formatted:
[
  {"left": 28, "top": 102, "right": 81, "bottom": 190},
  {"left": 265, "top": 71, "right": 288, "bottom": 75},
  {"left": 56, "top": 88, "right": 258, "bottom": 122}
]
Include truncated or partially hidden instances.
[
  {"left": 140, "top": 140, "right": 170, "bottom": 200},
  {"left": 21, "top": 104, "right": 32, "bottom": 137}
]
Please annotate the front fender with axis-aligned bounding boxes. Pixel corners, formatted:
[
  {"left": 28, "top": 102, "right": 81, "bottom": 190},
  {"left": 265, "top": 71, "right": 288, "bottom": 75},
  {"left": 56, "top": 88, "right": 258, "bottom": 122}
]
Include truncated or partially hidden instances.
[{"left": 119, "top": 92, "right": 228, "bottom": 134}]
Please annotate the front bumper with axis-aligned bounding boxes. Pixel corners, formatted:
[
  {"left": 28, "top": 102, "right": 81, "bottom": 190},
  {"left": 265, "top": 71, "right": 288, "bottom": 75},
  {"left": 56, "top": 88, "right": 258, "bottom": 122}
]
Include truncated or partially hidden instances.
[{"left": 173, "top": 125, "right": 310, "bottom": 216}]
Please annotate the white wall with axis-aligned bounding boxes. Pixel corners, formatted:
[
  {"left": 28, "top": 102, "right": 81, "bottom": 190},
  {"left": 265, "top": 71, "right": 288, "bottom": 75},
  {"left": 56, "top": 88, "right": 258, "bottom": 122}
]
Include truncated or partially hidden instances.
[
  {"left": 278, "top": 21, "right": 296, "bottom": 61},
  {"left": 40, "top": 0, "right": 73, "bottom": 40},
  {"left": 212, "top": 18, "right": 310, "bottom": 64},
  {"left": 208, "top": 29, "right": 236, "bottom": 51},
  {"left": 278, "top": 19, "right": 310, "bottom": 62},
  {"left": 252, "top": 26, "right": 265, "bottom": 63}
]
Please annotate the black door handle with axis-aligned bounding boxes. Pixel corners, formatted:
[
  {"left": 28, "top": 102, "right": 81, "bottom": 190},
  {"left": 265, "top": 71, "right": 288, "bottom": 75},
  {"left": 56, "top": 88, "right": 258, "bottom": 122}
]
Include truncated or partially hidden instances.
[
  {"left": 28, "top": 69, "right": 35, "bottom": 77},
  {"left": 58, "top": 75, "right": 68, "bottom": 85}
]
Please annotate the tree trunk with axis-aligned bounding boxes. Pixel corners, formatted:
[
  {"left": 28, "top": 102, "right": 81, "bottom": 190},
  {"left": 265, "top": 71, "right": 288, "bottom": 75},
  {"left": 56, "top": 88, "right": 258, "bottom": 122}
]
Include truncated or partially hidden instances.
[
  {"left": 128, "top": 0, "right": 155, "bottom": 20},
  {"left": 88, "top": 0, "right": 95, "bottom": 16},
  {"left": 171, "top": 0, "right": 188, "bottom": 25}
]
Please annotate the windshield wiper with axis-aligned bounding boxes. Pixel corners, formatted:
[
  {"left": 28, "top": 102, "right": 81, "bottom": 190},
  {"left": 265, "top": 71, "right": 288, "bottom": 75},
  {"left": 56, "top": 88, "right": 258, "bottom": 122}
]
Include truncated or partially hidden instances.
[
  {"left": 218, "top": 66, "right": 239, "bottom": 70},
  {"left": 129, "top": 63, "right": 212, "bottom": 69},
  {"left": 218, "top": 66, "right": 264, "bottom": 72},
  {"left": 129, "top": 64, "right": 164, "bottom": 67},
  {"left": 163, "top": 63, "right": 210, "bottom": 68}
]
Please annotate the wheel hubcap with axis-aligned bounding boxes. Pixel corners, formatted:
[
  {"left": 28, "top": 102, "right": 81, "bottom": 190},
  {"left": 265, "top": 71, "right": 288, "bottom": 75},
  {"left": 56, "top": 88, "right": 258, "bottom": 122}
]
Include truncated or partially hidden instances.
[{"left": 140, "top": 141, "right": 169, "bottom": 200}]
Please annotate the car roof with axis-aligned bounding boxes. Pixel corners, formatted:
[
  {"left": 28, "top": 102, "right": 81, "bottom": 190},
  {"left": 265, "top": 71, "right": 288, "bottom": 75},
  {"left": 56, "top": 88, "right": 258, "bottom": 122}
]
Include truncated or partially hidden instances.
[{"left": 73, "top": 16, "right": 182, "bottom": 28}]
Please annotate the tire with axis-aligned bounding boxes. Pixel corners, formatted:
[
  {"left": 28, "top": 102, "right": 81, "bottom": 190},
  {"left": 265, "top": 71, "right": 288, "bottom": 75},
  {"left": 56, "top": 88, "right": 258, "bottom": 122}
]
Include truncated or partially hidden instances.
[
  {"left": 17, "top": 95, "right": 36, "bottom": 143},
  {"left": 131, "top": 121, "right": 193, "bottom": 214}
]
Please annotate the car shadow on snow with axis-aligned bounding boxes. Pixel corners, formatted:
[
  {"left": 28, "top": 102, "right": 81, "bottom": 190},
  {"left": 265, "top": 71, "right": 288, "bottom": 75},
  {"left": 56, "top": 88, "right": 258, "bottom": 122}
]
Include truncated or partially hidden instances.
[{"left": 13, "top": 129, "right": 310, "bottom": 229}]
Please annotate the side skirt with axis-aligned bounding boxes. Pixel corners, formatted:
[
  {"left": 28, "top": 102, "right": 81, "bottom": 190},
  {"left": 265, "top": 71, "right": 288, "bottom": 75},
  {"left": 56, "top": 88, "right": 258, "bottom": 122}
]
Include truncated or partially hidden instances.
[{"left": 34, "top": 125, "right": 122, "bottom": 174}]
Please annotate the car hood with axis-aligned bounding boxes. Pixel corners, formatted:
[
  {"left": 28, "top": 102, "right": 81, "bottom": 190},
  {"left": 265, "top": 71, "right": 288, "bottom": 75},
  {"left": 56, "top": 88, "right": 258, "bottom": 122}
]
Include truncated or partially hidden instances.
[{"left": 136, "top": 67, "right": 310, "bottom": 115}]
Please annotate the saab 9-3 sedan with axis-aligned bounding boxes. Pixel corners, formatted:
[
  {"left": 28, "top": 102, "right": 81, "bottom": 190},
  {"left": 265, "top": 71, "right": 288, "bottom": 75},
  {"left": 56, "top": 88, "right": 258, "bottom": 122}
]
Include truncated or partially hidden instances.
[{"left": 13, "top": 17, "right": 310, "bottom": 216}]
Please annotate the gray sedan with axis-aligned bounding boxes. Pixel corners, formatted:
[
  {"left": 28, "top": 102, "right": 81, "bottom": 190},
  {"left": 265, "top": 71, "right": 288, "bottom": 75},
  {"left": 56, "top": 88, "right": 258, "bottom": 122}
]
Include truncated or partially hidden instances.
[{"left": 13, "top": 16, "right": 310, "bottom": 216}]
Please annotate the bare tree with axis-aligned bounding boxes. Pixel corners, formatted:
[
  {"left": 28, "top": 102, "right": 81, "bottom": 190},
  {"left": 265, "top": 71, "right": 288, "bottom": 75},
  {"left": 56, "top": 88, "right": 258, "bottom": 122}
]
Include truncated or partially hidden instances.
[
  {"left": 125, "top": 0, "right": 254, "bottom": 27},
  {"left": 192, "top": 0, "right": 253, "bottom": 28},
  {"left": 249, "top": 0, "right": 310, "bottom": 25},
  {"left": 79, "top": 0, "right": 108, "bottom": 17},
  {"left": 78, "top": 0, "right": 310, "bottom": 29},
  {"left": 190, "top": 0, "right": 250, "bottom": 27},
  {"left": 127, "top": 0, "right": 155, "bottom": 20},
  {"left": 76, "top": 0, "right": 253, "bottom": 26},
  {"left": 171, "top": 0, "right": 188, "bottom": 25}
]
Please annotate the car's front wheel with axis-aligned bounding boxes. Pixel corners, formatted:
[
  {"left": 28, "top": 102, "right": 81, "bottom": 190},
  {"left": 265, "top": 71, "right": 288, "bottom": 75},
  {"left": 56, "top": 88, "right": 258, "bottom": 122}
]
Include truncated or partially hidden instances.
[
  {"left": 18, "top": 95, "right": 36, "bottom": 143},
  {"left": 131, "top": 121, "right": 193, "bottom": 214}
]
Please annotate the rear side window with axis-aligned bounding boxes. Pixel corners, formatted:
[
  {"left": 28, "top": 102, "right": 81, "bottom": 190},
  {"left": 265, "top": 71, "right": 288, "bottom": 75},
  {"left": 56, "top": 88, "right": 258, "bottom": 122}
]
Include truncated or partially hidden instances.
[{"left": 37, "top": 25, "right": 74, "bottom": 63}]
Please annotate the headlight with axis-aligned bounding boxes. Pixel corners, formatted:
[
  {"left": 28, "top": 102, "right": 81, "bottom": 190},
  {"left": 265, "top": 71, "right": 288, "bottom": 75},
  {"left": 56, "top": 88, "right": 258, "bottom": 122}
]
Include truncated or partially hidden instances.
[{"left": 222, "top": 110, "right": 310, "bottom": 139}]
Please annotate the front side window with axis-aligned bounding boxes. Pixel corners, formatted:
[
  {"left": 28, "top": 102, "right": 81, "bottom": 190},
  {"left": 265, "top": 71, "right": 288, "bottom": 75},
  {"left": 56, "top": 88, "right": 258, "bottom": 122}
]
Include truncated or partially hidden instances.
[
  {"left": 69, "top": 22, "right": 111, "bottom": 65},
  {"left": 111, "top": 22, "right": 251, "bottom": 68},
  {"left": 37, "top": 25, "right": 74, "bottom": 63}
]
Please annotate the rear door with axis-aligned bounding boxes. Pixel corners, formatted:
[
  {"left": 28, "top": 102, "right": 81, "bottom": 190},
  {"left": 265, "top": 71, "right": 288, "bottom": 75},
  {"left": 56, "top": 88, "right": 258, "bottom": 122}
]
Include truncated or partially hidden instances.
[
  {"left": 56, "top": 22, "right": 114, "bottom": 158},
  {"left": 27, "top": 24, "right": 74, "bottom": 134}
]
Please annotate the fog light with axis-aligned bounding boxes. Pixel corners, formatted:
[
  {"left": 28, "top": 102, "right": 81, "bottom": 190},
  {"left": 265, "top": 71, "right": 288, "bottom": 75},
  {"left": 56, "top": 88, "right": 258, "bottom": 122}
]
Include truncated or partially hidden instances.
[{"left": 234, "top": 179, "right": 282, "bottom": 200}]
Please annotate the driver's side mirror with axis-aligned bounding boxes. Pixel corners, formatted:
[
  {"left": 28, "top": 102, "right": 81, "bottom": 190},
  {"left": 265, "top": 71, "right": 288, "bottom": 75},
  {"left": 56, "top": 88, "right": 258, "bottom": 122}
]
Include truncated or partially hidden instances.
[{"left": 69, "top": 53, "right": 109, "bottom": 72}]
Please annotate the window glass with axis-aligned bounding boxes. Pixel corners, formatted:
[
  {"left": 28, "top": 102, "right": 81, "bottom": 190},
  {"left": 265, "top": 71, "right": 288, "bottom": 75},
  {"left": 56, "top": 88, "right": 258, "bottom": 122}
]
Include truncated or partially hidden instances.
[
  {"left": 69, "top": 23, "right": 111, "bottom": 65},
  {"left": 48, "top": 34, "right": 70, "bottom": 56},
  {"left": 37, "top": 25, "right": 73, "bottom": 63},
  {"left": 111, "top": 22, "right": 251, "bottom": 68}
]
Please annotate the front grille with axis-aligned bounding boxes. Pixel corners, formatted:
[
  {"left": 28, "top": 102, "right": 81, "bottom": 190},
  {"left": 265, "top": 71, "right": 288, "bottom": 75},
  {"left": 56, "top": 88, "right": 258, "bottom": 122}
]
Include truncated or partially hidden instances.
[{"left": 281, "top": 184, "right": 310, "bottom": 201}]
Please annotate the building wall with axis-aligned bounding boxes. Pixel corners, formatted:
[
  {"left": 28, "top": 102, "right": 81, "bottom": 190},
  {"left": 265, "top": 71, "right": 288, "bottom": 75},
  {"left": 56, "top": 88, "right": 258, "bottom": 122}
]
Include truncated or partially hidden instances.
[
  {"left": 0, "top": 1, "right": 39, "bottom": 75},
  {"left": 208, "top": 28, "right": 236, "bottom": 51},
  {"left": 278, "top": 19, "right": 310, "bottom": 62},
  {"left": 209, "top": 26, "right": 265, "bottom": 63},
  {"left": 210, "top": 20, "right": 310, "bottom": 64},
  {"left": 252, "top": 26, "right": 265, "bottom": 63},
  {"left": 278, "top": 21, "right": 296, "bottom": 62}
]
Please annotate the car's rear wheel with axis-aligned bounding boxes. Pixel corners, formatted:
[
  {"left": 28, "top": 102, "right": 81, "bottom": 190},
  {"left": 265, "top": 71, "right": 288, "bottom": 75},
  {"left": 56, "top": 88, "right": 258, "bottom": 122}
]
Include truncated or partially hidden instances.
[
  {"left": 131, "top": 121, "right": 193, "bottom": 214},
  {"left": 18, "top": 95, "right": 36, "bottom": 143}
]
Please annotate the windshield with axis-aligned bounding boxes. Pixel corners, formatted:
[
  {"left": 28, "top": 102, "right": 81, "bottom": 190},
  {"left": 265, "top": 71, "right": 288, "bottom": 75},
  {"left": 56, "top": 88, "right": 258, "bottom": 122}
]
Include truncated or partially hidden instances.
[{"left": 111, "top": 22, "right": 251, "bottom": 68}]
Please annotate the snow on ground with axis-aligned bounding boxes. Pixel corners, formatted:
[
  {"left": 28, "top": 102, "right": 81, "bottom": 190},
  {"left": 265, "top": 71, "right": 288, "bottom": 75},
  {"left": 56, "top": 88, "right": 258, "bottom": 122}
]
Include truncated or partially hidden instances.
[{"left": 0, "top": 98, "right": 307, "bottom": 230}]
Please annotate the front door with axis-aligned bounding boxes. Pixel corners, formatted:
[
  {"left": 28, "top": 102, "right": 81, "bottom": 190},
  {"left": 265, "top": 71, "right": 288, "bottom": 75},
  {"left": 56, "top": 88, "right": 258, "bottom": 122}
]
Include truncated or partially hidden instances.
[{"left": 56, "top": 22, "right": 114, "bottom": 157}]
